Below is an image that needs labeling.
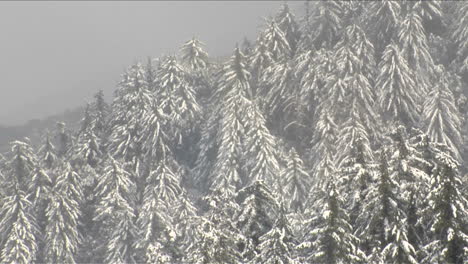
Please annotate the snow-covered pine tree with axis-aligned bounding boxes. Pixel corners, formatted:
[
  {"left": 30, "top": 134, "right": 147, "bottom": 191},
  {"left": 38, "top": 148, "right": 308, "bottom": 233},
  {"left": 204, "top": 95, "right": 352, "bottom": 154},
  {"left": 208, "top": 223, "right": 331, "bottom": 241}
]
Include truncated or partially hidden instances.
[
  {"left": 179, "top": 37, "right": 211, "bottom": 100},
  {"left": 452, "top": 1, "right": 468, "bottom": 75},
  {"left": 4, "top": 140, "right": 37, "bottom": 191},
  {"left": 173, "top": 192, "right": 198, "bottom": 261},
  {"left": 356, "top": 149, "right": 418, "bottom": 263},
  {"left": 145, "top": 57, "right": 158, "bottom": 92},
  {"left": 135, "top": 160, "right": 181, "bottom": 263},
  {"left": 94, "top": 157, "right": 137, "bottom": 264},
  {"left": 377, "top": 43, "right": 420, "bottom": 127},
  {"left": 157, "top": 56, "right": 201, "bottom": 135},
  {"left": 398, "top": 9, "right": 433, "bottom": 74},
  {"left": 274, "top": 3, "right": 300, "bottom": 57},
  {"left": 309, "top": 0, "right": 343, "bottom": 49},
  {"left": 208, "top": 47, "right": 251, "bottom": 196},
  {"left": 241, "top": 37, "right": 253, "bottom": 56},
  {"left": 180, "top": 37, "right": 209, "bottom": 73},
  {"left": 262, "top": 20, "right": 292, "bottom": 62},
  {"left": 243, "top": 101, "right": 281, "bottom": 191},
  {"left": 44, "top": 171, "right": 81, "bottom": 264},
  {"left": 0, "top": 187, "right": 38, "bottom": 264},
  {"left": 282, "top": 147, "right": 310, "bottom": 213},
  {"left": 55, "top": 122, "right": 73, "bottom": 158},
  {"left": 300, "top": 180, "right": 364, "bottom": 264},
  {"left": 92, "top": 89, "right": 109, "bottom": 138},
  {"left": 248, "top": 35, "right": 274, "bottom": 97},
  {"left": 367, "top": 0, "right": 402, "bottom": 59},
  {"left": 260, "top": 60, "right": 300, "bottom": 139},
  {"left": 37, "top": 132, "right": 58, "bottom": 170},
  {"left": 310, "top": 112, "right": 339, "bottom": 187},
  {"left": 253, "top": 204, "right": 298, "bottom": 264},
  {"left": 421, "top": 145, "right": 468, "bottom": 264},
  {"left": 72, "top": 124, "right": 102, "bottom": 168},
  {"left": 107, "top": 63, "right": 152, "bottom": 173},
  {"left": 423, "top": 65, "right": 464, "bottom": 161},
  {"left": 236, "top": 180, "right": 279, "bottom": 260}
]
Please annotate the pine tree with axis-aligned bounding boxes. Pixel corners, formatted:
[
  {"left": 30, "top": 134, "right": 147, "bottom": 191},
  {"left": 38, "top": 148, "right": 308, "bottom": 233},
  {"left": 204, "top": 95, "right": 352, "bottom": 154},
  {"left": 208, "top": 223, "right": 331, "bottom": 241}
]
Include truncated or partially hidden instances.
[
  {"left": 0, "top": 188, "right": 38, "bottom": 264},
  {"left": 208, "top": 47, "right": 251, "bottom": 196},
  {"left": 275, "top": 3, "right": 300, "bottom": 57},
  {"left": 72, "top": 125, "right": 102, "bottom": 168},
  {"left": 367, "top": 0, "right": 402, "bottom": 58},
  {"left": 92, "top": 89, "right": 109, "bottom": 138},
  {"left": 253, "top": 204, "right": 298, "bottom": 264},
  {"left": 94, "top": 157, "right": 137, "bottom": 263},
  {"left": 398, "top": 9, "right": 433, "bottom": 73},
  {"left": 4, "top": 140, "right": 37, "bottom": 191},
  {"left": 37, "top": 132, "right": 58, "bottom": 170},
  {"left": 301, "top": 181, "right": 364, "bottom": 264},
  {"left": 107, "top": 63, "right": 152, "bottom": 173},
  {"left": 423, "top": 65, "right": 464, "bottom": 161},
  {"left": 55, "top": 122, "right": 73, "bottom": 158},
  {"left": 452, "top": 2, "right": 468, "bottom": 76},
  {"left": 309, "top": 0, "right": 343, "bottom": 49},
  {"left": 44, "top": 175, "right": 81, "bottom": 264},
  {"left": 244, "top": 101, "right": 281, "bottom": 189},
  {"left": 282, "top": 148, "right": 310, "bottom": 213},
  {"left": 135, "top": 161, "right": 181, "bottom": 263},
  {"left": 248, "top": 35, "right": 274, "bottom": 96},
  {"left": 357, "top": 149, "right": 418, "bottom": 263},
  {"left": 157, "top": 56, "right": 201, "bottom": 133},
  {"left": 422, "top": 147, "right": 468, "bottom": 264},
  {"left": 145, "top": 57, "right": 158, "bottom": 92},
  {"left": 377, "top": 43, "right": 420, "bottom": 127},
  {"left": 180, "top": 37, "right": 210, "bottom": 73},
  {"left": 236, "top": 180, "right": 279, "bottom": 258},
  {"left": 262, "top": 20, "right": 292, "bottom": 62}
]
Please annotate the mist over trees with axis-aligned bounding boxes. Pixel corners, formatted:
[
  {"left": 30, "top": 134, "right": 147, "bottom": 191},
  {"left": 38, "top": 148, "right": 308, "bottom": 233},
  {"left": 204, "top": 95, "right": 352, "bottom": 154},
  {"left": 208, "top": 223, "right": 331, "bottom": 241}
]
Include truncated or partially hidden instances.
[{"left": 1, "top": 1, "right": 467, "bottom": 263}]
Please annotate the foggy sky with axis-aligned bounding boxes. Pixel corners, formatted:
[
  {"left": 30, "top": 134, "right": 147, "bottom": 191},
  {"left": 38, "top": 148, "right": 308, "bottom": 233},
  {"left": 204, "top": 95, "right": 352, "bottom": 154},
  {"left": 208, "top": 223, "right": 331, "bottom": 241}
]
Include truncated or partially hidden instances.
[{"left": 0, "top": 1, "right": 302, "bottom": 126}]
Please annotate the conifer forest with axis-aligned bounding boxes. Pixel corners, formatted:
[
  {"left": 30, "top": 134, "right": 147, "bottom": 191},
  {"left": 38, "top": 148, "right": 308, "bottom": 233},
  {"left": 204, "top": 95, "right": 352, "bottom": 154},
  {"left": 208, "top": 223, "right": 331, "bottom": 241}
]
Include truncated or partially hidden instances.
[{"left": 1, "top": 1, "right": 468, "bottom": 263}]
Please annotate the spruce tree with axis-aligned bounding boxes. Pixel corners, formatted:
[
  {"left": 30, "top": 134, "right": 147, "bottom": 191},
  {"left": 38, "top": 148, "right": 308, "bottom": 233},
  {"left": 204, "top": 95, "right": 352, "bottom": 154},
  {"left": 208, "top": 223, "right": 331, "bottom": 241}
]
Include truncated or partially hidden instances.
[
  {"left": 309, "top": 0, "right": 343, "bottom": 49},
  {"left": 262, "top": 20, "right": 292, "bottom": 62},
  {"left": 422, "top": 148, "right": 468, "bottom": 264},
  {"left": 275, "top": 3, "right": 300, "bottom": 57},
  {"left": 0, "top": 188, "right": 38, "bottom": 264},
  {"left": 282, "top": 148, "right": 310, "bottom": 213},
  {"left": 301, "top": 181, "right": 364, "bottom": 264},
  {"left": 253, "top": 204, "right": 298, "bottom": 264},
  {"left": 44, "top": 174, "right": 81, "bottom": 264},
  {"left": 94, "top": 157, "right": 137, "bottom": 263},
  {"left": 377, "top": 44, "right": 420, "bottom": 127},
  {"left": 423, "top": 65, "right": 464, "bottom": 161}
]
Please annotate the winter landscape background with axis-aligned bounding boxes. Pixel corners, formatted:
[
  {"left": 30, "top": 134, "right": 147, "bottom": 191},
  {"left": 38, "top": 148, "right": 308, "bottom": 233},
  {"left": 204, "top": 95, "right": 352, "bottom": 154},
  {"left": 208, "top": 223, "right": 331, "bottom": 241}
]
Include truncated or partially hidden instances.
[{"left": 0, "top": 1, "right": 467, "bottom": 264}]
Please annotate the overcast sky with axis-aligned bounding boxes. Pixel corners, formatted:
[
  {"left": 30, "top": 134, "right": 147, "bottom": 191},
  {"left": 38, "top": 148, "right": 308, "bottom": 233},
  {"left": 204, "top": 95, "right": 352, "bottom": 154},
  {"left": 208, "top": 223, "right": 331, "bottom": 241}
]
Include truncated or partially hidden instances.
[{"left": 0, "top": 1, "right": 302, "bottom": 126}]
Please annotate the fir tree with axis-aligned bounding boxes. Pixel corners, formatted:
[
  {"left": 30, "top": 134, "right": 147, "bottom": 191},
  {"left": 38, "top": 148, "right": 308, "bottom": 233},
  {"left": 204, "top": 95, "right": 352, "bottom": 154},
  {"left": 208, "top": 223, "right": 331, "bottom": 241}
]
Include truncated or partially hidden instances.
[
  {"left": 208, "top": 47, "right": 251, "bottom": 196},
  {"left": 262, "top": 20, "right": 292, "bottom": 62},
  {"left": 282, "top": 148, "right": 310, "bottom": 213},
  {"left": 94, "top": 157, "right": 137, "bottom": 264},
  {"left": 236, "top": 180, "right": 279, "bottom": 257},
  {"left": 37, "top": 132, "right": 58, "bottom": 170},
  {"left": 309, "top": 0, "right": 343, "bottom": 49},
  {"left": 92, "top": 89, "right": 109, "bottom": 138},
  {"left": 0, "top": 188, "right": 38, "bottom": 264},
  {"left": 107, "top": 63, "right": 152, "bottom": 173},
  {"left": 275, "top": 3, "right": 300, "bottom": 57},
  {"left": 422, "top": 148, "right": 468, "bottom": 264},
  {"left": 377, "top": 43, "right": 420, "bottom": 127},
  {"left": 423, "top": 65, "right": 464, "bottom": 161},
  {"left": 253, "top": 204, "right": 298, "bottom": 264},
  {"left": 301, "top": 181, "right": 364, "bottom": 264},
  {"left": 44, "top": 177, "right": 81, "bottom": 264}
]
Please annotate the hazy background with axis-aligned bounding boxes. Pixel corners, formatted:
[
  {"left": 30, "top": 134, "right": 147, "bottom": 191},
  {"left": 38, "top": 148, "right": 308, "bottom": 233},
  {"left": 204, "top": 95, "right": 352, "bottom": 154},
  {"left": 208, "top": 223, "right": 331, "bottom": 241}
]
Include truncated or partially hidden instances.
[{"left": 0, "top": 1, "right": 302, "bottom": 126}]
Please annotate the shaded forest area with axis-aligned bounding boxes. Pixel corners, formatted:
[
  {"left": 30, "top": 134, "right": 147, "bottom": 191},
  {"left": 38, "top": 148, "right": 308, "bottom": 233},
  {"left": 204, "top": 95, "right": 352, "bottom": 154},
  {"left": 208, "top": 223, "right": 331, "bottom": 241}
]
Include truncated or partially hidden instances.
[{"left": 1, "top": 1, "right": 467, "bottom": 263}]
